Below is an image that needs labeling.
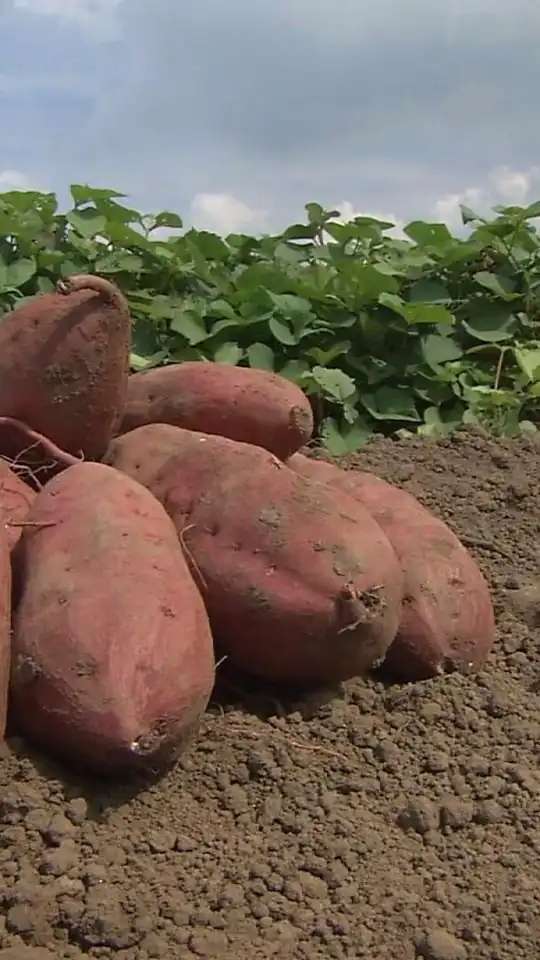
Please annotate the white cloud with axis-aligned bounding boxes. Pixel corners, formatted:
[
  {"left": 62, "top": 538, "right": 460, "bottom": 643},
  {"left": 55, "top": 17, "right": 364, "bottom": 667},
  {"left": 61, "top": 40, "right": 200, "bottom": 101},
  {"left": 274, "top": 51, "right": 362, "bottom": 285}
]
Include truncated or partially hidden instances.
[
  {"left": 59, "top": 0, "right": 539, "bottom": 232},
  {"left": 190, "top": 192, "right": 269, "bottom": 235},
  {"left": 0, "top": 169, "right": 34, "bottom": 191},
  {"left": 432, "top": 166, "right": 540, "bottom": 231},
  {"left": 332, "top": 200, "right": 407, "bottom": 239},
  {"left": 12, "top": 0, "right": 123, "bottom": 34},
  {"left": 488, "top": 165, "right": 539, "bottom": 205},
  {"left": 433, "top": 188, "right": 483, "bottom": 231},
  {"left": 2, "top": 1, "right": 540, "bottom": 236}
]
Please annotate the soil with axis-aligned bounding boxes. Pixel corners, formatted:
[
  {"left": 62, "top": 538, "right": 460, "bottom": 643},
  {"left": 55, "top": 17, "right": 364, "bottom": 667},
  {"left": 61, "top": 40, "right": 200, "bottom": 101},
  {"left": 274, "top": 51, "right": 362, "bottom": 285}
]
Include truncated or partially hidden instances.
[{"left": 1, "top": 428, "right": 539, "bottom": 960}]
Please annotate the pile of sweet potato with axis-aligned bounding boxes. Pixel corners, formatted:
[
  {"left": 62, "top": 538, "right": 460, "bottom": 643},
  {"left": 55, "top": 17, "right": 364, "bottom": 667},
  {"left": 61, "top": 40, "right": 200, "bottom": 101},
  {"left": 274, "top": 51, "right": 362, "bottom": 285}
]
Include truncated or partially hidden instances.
[{"left": 0, "top": 276, "right": 496, "bottom": 776}]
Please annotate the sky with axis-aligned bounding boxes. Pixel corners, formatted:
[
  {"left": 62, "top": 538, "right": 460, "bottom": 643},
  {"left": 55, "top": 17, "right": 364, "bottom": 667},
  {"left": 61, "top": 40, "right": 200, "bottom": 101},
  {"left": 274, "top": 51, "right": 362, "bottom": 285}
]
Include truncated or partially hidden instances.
[{"left": 1, "top": 0, "right": 540, "bottom": 235}]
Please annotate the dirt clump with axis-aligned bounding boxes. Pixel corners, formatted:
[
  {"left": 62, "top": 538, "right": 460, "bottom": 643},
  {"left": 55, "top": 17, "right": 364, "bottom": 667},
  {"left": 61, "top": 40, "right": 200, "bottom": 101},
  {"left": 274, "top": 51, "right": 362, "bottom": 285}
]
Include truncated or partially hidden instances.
[{"left": 1, "top": 428, "right": 539, "bottom": 960}]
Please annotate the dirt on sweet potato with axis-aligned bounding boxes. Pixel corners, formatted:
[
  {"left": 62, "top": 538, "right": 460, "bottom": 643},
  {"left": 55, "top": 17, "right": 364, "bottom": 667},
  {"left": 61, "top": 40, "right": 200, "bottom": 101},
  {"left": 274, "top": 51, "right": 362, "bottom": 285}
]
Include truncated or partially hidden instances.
[
  {"left": 111, "top": 427, "right": 404, "bottom": 684},
  {"left": 0, "top": 275, "right": 131, "bottom": 461},
  {"left": 9, "top": 462, "right": 215, "bottom": 774},
  {"left": 288, "top": 452, "right": 496, "bottom": 680},
  {"left": 116, "top": 361, "right": 314, "bottom": 460}
]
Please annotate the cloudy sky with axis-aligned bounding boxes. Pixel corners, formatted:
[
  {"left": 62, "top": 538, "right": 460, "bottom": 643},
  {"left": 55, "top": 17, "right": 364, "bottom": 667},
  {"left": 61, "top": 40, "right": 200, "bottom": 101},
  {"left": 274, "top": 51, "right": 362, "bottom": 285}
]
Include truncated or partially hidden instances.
[{"left": 1, "top": 0, "right": 539, "bottom": 235}]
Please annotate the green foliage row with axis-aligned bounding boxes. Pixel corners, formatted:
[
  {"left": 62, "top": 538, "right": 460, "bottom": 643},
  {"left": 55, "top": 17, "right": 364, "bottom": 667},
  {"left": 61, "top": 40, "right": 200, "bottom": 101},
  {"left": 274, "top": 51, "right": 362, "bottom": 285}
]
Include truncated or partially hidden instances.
[{"left": 0, "top": 184, "right": 539, "bottom": 452}]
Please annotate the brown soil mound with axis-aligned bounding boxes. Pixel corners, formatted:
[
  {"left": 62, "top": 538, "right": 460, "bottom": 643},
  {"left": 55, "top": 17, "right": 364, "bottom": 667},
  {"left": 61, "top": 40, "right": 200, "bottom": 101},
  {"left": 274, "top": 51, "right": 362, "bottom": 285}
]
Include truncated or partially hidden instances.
[{"left": 1, "top": 429, "right": 539, "bottom": 960}]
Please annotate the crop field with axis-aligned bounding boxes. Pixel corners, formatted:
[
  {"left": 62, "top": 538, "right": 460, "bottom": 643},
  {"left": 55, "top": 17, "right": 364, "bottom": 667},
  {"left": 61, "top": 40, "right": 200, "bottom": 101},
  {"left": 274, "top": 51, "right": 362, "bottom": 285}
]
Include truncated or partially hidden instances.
[{"left": 0, "top": 186, "right": 538, "bottom": 960}]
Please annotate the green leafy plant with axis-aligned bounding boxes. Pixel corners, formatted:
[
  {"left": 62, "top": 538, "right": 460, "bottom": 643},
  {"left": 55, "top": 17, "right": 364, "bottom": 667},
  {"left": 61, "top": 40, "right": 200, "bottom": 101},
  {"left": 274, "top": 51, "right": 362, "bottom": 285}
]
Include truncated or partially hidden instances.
[{"left": 0, "top": 184, "right": 538, "bottom": 452}]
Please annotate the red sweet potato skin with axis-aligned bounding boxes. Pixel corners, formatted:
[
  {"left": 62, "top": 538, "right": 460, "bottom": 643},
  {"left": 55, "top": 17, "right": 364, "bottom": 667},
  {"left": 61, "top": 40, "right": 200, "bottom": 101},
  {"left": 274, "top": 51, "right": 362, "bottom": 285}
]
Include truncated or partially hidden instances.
[
  {"left": 0, "top": 276, "right": 131, "bottom": 460},
  {"left": 112, "top": 428, "right": 404, "bottom": 684},
  {"left": 103, "top": 423, "right": 190, "bottom": 489},
  {"left": 10, "top": 462, "right": 215, "bottom": 774},
  {"left": 288, "top": 453, "right": 496, "bottom": 680},
  {"left": 0, "top": 526, "right": 11, "bottom": 740},
  {"left": 117, "top": 362, "right": 314, "bottom": 460},
  {"left": 0, "top": 460, "right": 36, "bottom": 549}
]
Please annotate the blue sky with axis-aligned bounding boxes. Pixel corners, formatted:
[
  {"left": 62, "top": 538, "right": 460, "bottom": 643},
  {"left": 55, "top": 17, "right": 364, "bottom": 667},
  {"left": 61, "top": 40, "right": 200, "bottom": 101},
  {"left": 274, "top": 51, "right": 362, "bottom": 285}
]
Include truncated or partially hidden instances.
[{"left": 1, "top": 0, "right": 540, "bottom": 235}]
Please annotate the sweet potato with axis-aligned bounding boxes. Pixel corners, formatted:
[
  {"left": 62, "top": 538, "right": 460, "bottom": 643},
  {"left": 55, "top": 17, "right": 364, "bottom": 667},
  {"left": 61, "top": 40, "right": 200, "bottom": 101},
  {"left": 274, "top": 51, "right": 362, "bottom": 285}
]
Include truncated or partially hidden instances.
[
  {"left": 10, "top": 462, "right": 215, "bottom": 774},
  {"left": 0, "top": 526, "right": 11, "bottom": 740},
  {"left": 288, "top": 453, "right": 496, "bottom": 680},
  {"left": 112, "top": 427, "right": 403, "bottom": 684},
  {"left": 0, "top": 275, "right": 131, "bottom": 461},
  {"left": 117, "top": 361, "right": 314, "bottom": 459},
  {"left": 103, "top": 423, "right": 190, "bottom": 489},
  {"left": 0, "top": 459, "right": 36, "bottom": 550}
]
